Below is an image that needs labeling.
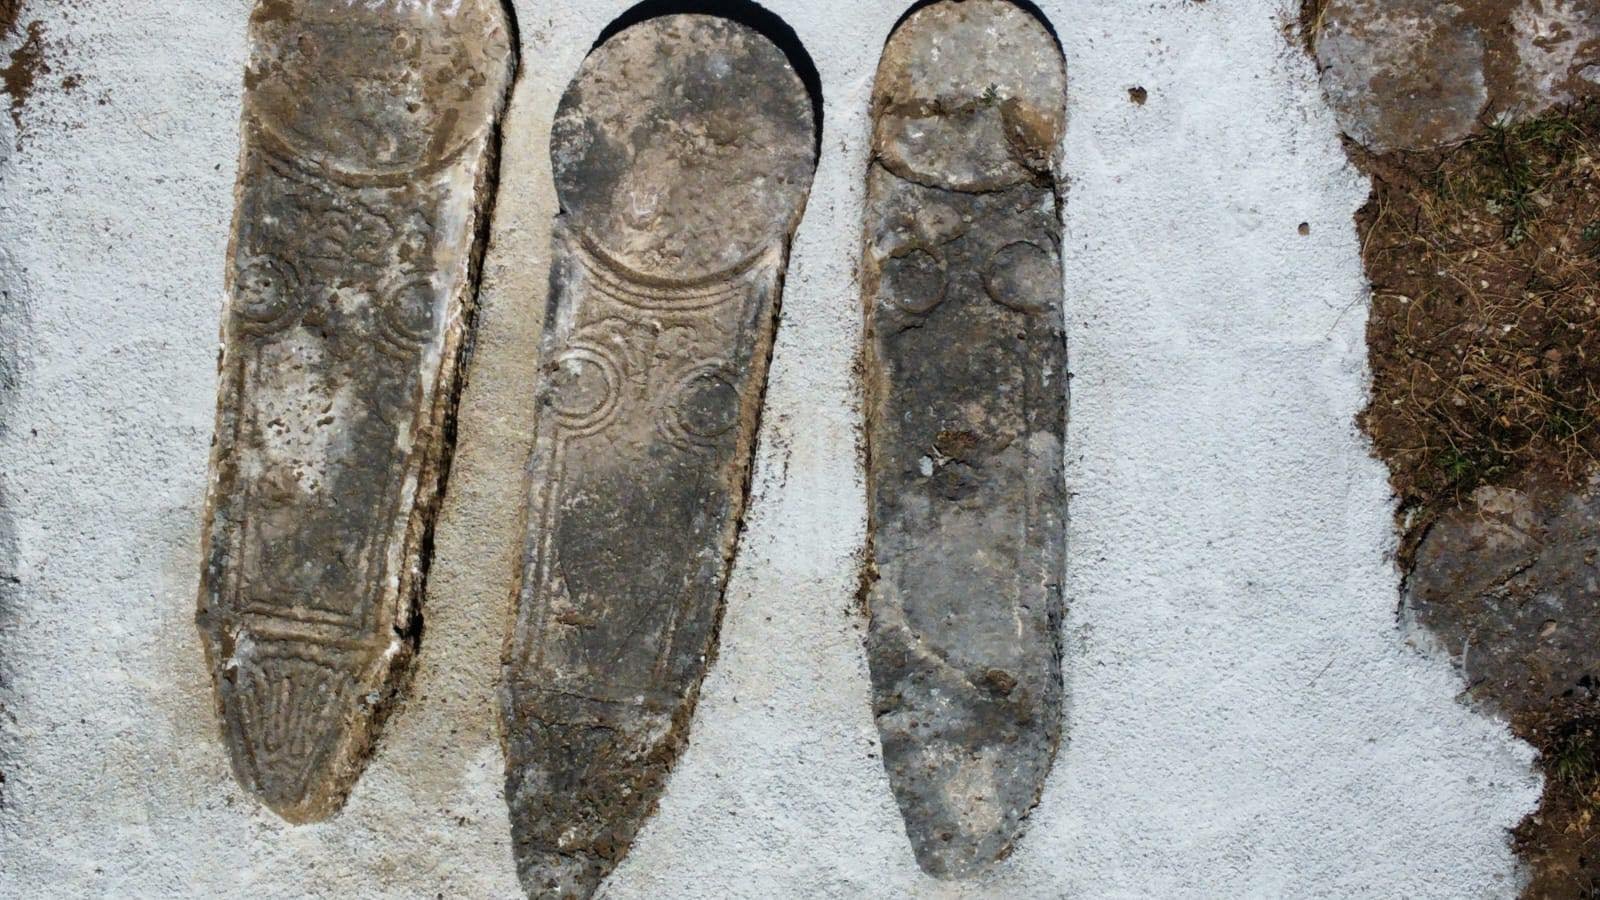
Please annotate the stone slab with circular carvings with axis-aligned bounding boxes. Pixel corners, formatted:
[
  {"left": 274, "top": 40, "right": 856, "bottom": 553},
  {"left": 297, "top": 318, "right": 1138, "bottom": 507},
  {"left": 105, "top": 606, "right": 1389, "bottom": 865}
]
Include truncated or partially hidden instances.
[
  {"left": 196, "top": 0, "right": 516, "bottom": 825},
  {"left": 500, "top": 13, "right": 818, "bottom": 899}
]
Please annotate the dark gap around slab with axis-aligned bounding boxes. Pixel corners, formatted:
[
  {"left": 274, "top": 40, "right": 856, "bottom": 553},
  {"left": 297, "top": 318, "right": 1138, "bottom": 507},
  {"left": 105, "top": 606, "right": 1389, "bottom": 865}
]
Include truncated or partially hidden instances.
[
  {"left": 885, "top": 0, "right": 1062, "bottom": 58},
  {"left": 388, "top": 0, "right": 525, "bottom": 771}
]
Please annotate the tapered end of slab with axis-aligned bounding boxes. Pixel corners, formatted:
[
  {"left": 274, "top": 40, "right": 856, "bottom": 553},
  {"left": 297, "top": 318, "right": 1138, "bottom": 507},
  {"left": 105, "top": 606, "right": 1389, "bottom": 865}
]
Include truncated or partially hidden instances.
[
  {"left": 873, "top": 0, "right": 1065, "bottom": 191},
  {"left": 504, "top": 692, "right": 680, "bottom": 899},
  {"left": 211, "top": 637, "right": 387, "bottom": 824},
  {"left": 870, "top": 625, "right": 1061, "bottom": 878}
]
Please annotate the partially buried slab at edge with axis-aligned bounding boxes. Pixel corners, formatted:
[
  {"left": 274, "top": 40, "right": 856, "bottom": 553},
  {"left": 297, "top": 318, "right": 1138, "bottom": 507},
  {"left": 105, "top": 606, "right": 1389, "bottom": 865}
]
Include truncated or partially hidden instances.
[
  {"left": 1309, "top": 0, "right": 1600, "bottom": 152},
  {"left": 862, "top": 0, "right": 1068, "bottom": 879},
  {"left": 501, "top": 14, "right": 816, "bottom": 898},
  {"left": 196, "top": 0, "right": 514, "bottom": 823}
]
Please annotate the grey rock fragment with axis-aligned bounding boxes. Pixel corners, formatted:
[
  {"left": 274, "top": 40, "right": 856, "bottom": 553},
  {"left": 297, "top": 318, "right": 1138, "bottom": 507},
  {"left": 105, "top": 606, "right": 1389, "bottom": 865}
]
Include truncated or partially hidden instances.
[
  {"left": 1311, "top": 0, "right": 1489, "bottom": 152},
  {"left": 196, "top": 0, "right": 514, "bottom": 824},
  {"left": 1309, "top": 0, "right": 1600, "bottom": 151},
  {"left": 862, "top": 0, "right": 1067, "bottom": 880},
  {"left": 1407, "top": 476, "right": 1600, "bottom": 718},
  {"left": 501, "top": 15, "right": 816, "bottom": 899},
  {"left": 1508, "top": 0, "right": 1600, "bottom": 118}
]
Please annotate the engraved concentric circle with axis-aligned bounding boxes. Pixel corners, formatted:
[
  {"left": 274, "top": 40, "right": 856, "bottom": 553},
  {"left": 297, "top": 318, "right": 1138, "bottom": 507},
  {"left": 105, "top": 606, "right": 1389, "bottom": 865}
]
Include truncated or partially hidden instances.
[
  {"left": 665, "top": 364, "right": 741, "bottom": 448},
  {"left": 548, "top": 344, "right": 622, "bottom": 433},
  {"left": 374, "top": 273, "right": 439, "bottom": 349},
  {"left": 233, "top": 256, "right": 304, "bottom": 333}
]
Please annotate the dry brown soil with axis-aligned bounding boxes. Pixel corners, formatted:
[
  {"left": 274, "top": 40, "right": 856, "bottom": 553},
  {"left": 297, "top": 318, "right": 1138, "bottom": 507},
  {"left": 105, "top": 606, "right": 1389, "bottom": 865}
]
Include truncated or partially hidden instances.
[
  {"left": 1350, "top": 98, "right": 1600, "bottom": 900},
  {"left": 1353, "top": 106, "right": 1600, "bottom": 520}
]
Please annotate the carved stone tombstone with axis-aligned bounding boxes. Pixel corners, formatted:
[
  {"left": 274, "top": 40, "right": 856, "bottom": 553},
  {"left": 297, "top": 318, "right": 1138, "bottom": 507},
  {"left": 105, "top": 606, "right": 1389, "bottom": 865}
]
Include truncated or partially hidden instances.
[
  {"left": 196, "top": 0, "right": 514, "bottom": 823},
  {"left": 501, "top": 14, "right": 816, "bottom": 898},
  {"left": 861, "top": 0, "right": 1068, "bottom": 878}
]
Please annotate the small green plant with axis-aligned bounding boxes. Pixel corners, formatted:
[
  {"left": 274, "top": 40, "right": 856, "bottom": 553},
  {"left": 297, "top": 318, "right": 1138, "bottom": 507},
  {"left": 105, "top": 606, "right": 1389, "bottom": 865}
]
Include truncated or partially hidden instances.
[
  {"left": 1438, "top": 449, "right": 1482, "bottom": 486},
  {"left": 1544, "top": 402, "right": 1592, "bottom": 440},
  {"left": 1552, "top": 727, "right": 1600, "bottom": 790},
  {"left": 1463, "top": 114, "right": 1584, "bottom": 245}
]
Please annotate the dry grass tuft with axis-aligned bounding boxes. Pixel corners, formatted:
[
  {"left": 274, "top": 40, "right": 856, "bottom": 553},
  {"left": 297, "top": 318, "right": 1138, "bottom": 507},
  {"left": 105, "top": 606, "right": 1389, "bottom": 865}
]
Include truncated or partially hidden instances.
[
  {"left": 1358, "top": 100, "right": 1600, "bottom": 514},
  {"left": 1298, "top": 0, "right": 1332, "bottom": 52}
]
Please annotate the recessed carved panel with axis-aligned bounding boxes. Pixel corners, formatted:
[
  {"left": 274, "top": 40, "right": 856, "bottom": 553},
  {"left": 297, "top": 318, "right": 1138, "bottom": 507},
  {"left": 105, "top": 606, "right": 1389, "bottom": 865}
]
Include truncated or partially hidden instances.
[
  {"left": 862, "top": 0, "right": 1068, "bottom": 879},
  {"left": 196, "top": 0, "right": 514, "bottom": 823},
  {"left": 501, "top": 14, "right": 816, "bottom": 899}
]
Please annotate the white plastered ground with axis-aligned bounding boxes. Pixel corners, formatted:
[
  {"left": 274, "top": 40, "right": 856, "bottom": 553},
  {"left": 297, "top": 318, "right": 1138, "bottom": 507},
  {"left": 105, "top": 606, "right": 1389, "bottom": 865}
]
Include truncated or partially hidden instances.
[{"left": 0, "top": 0, "right": 1542, "bottom": 896}]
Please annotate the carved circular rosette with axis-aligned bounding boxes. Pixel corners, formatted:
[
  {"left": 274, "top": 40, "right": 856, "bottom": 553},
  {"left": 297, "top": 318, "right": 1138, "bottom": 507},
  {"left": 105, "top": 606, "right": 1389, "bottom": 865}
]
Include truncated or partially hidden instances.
[
  {"left": 661, "top": 363, "right": 742, "bottom": 452},
  {"left": 304, "top": 205, "right": 397, "bottom": 268},
  {"left": 878, "top": 245, "right": 949, "bottom": 315},
  {"left": 373, "top": 270, "right": 440, "bottom": 358},
  {"left": 233, "top": 255, "right": 308, "bottom": 337},
  {"left": 984, "top": 241, "right": 1060, "bottom": 315},
  {"left": 546, "top": 342, "right": 623, "bottom": 437}
]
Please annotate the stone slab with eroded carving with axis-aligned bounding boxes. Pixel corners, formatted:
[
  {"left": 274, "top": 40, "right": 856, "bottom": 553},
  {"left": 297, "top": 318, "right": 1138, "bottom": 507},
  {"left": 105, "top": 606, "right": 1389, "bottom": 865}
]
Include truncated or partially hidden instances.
[
  {"left": 862, "top": 0, "right": 1069, "bottom": 879},
  {"left": 196, "top": 0, "right": 514, "bottom": 824},
  {"left": 501, "top": 14, "right": 817, "bottom": 899}
]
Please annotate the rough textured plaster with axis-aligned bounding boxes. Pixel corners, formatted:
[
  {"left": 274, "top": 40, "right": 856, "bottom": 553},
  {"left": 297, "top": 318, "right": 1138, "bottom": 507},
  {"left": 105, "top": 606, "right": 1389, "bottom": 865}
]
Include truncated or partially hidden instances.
[{"left": 0, "top": 0, "right": 1541, "bottom": 897}]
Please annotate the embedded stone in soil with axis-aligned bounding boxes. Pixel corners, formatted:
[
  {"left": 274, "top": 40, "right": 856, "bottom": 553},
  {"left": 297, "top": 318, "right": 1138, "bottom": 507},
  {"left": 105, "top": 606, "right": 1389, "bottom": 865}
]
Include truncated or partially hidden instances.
[{"left": 1306, "top": 0, "right": 1600, "bottom": 151}]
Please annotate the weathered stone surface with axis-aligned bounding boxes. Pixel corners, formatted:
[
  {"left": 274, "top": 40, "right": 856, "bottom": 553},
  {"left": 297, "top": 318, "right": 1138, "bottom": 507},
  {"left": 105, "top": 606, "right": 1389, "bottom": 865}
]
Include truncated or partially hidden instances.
[
  {"left": 501, "top": 15, "right": 816, "bottom": 898},
  {"left": 1508, "top": 0, "right": 1600, "bottom": 117},
  {"left": 1407, "top": 476, "right": 1600, "bottom": 719},
  {"left": 1309, "top": 0, "right": 1600, "bottom": 151},
  {"left": 861, "top": 0, "right": 1067, "bottom": 880},
  {"left": 196, "top": 0, "right": 514, "bottom": 824},
  {"left": 1311, "top": 0, "right": 1489, "bottom": 152}
]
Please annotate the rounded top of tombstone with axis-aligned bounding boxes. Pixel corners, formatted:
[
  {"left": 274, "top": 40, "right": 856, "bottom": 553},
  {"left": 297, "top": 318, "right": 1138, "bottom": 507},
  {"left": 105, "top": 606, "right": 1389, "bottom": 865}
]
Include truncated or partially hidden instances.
[
  {"left": 245, "top": 0, "right": 514, "bottom": 180},
  {"left": 551, "top": 14, "right": 818, "bottom": 282},
  {"left": 873, "top": 0, "right": 1066, "bottom": 192}
]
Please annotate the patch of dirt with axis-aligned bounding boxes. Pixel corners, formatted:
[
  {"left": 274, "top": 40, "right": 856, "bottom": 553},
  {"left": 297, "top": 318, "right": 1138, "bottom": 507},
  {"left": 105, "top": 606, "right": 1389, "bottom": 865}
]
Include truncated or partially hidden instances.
[
  {"left": 1353, "top": 98, "right": 1600, "bottom": 899},
  {"left": 1515, "top": 705, "right": 1600, "bottom": 898},
  {"left": 0, "top": 1, "right": 19, "bottom": 42},
  {"left": 1, "top": 19, "right": 45, "bottom": 126},
  {"left": 1355, "top": 102, "right": 1600, "bottom": 527}
]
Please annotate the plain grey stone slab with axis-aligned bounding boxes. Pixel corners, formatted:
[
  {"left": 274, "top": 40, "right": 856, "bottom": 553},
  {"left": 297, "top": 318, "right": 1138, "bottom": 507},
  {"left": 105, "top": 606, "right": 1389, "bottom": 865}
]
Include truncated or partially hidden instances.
[
  {"left": 1312, "top": 0, "right": 1488, "bottom": 152},
  {"left": 1408, "top": 476, "right": 1600, "bottom": 720},
  {"left": 1310, "top": 0, "right": 1600, "bottom": 152},
  {"left": 861, "top": 0, "right": 1068, "bottom": 880}
]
